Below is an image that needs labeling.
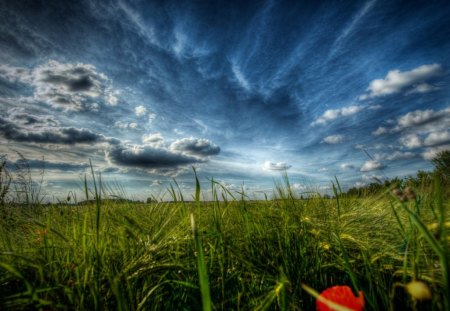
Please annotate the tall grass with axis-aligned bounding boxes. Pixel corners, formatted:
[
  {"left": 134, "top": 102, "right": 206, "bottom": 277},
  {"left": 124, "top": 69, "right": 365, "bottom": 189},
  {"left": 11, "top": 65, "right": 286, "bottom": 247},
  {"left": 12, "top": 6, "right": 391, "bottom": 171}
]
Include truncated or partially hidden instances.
[{"left": 0, "top": 171, "right": 449, "bottom": 310}]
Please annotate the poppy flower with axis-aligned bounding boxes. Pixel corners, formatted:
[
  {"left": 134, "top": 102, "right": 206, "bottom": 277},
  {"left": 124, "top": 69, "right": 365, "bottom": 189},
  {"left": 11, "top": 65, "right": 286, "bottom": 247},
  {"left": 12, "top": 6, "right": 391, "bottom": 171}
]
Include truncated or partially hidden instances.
[{"left": 316, "top": 285, "right": 364, "bottom": 311}]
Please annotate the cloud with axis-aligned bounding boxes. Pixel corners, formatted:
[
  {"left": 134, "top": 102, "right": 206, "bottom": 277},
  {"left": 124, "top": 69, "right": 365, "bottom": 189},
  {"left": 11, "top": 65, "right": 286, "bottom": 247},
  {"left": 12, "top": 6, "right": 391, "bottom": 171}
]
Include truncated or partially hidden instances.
[
  {"left": 105, "top": 136, "right": 221, "bottom": 175},
  {"left": 399, "top": 134, "right": 423, "bottom": 149},
  {"left": 0, "top": 61, "right": 118, "bottom": 111},
  {"left": 318, "top": 167, "right": 329, "bottom": 172},
  {"left": 360, "top": 160, "right": 384, "bottom": 172},
  {"left": 106, "top": 144, "right": 204, "bottom": 171},
  {"left": 115, "top": 121, "right": 139, "bottom": 130},
  {"left": 373, "top": 107, "right": 450, "bottom": 150},
  {"left": 422, "top": 145, "right": 450, "bottom": 160},
  {"left": 0, "top": 114, "right": 118, "bottom": 145},
  {"left": 340, "top": 163, "right": 355, "bottom": 171},
  {"left": 424, "top": 131, "right": 450, "bottom": 146},
  {"left": 312, "top": 105, "right": 362, "bottom": 126},
  {"left": 361, "top": 64, "right": 443, "bottom": 99},
  {"left": 354, "top": 181, "right": 367, "bottom": 188},
  {"left": 142, "top": 132, "right": 164, "bottom": 147},
  {"left": 322, "top": 134, "right": 345, "bottom": 144},
  {"left": 231, "top": 63, "right": 251, "bottom": 90},
  {"left": 6, "top": 108, "right": 59, "bottom": 127},
  {"left": 374, "top": 151, "right": 415, "bottom": 161},
  {"left": 135, "top": 105, "right": 147, "bottom": 117},
  {"left": 291, "top": 183, "right": 307, "bottom": 190},
  {"left": 396, "top": 109, "right": 444, "bottom": 129},
  {"left": 399, "top": 130, "right": 450, "bottom": 149},
  {"left": 262, "top": 161, "right": 292, "bottom": 171},
  {"left": 372, "top": 126, "right": 388, "bottom": 136},
  {"left": 170, "top": 138, "right": 220, "bottom": 157}
]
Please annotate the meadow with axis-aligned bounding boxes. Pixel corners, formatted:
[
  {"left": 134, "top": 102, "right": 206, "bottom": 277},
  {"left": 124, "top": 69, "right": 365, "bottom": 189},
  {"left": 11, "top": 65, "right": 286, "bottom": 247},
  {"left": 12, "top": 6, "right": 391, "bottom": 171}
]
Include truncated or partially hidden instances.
[{"left": 0, "top": 168, "right": 449, "bottom": 310}]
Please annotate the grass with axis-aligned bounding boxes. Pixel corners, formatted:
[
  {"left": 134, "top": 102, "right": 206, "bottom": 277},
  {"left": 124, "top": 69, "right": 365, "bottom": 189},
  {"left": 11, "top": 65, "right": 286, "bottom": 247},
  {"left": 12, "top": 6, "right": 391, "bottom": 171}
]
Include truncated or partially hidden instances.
[{"left": 0, "top": 173, "right": 449, "bottom": 310}]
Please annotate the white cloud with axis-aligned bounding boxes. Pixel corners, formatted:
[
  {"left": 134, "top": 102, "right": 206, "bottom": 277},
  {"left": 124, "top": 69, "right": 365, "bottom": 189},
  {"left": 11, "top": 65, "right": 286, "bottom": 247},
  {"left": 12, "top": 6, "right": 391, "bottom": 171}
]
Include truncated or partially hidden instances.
[
  {"left": 362, "top": 64, "right": 442, "bottom": 98},
  {"left": 142, "top": 132, "right": 164, "bottom": 147},
  {"left": 399, "top": 134, "right": 423, "bottom": 149},
  {"left": 292, "top": 183, "right": 307, "bottom": 190},
  {"left": 262, "top": 161, "right": 292, "bottom": 171},
  {"left": 422, "top": 145, "right": 450, "bottom": 160},
  {"left": 375, "top": 151, "right": 415, "bottom": 161},
  {"left": 135, "top": 105, "right": 147, "bottom": 117},
  {"left": 360, "top": 160, "right": 384, "bottom": 172},
  {"left": 372, "top": 126, "right": 388, "bottom": 136},
  {"left": 373, "top": 108, "right": 450, "bottom": 149},
  {"left": 399, "top": 130, "right": 450, "bottom": 149},
  {"left": 397, "top": 109, "right": 438, "bottom": 129},
  {"left": 424, "top": 131, "right": 450, "bottom": 146},
  {"left": 340, "top": 163, "right": 355, "bottom": 171},
  {"left": 312, "top": 105, "right": 362, "bottom": 126},
  {"left": 115, "top": 121, "right": 138, "bottom": 130},
  {"left": 322, "top": 134, "right": 345, "bottom": 144},
  {"left": 318, "top": 167, "right": 329, "bottom": 172},
  {"left": 231, "top": 63, "right": 251, "bottom": 91},
  {"left": 354, "top": 181, "right": 367, "bottom": 188},
  {"left": 107, "top": 93, "right": 118, "bottom": 106}
]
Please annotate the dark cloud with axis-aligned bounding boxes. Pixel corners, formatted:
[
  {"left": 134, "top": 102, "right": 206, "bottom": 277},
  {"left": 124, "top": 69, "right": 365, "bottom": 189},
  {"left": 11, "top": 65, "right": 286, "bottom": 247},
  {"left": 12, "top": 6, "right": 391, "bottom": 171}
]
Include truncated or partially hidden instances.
[
  {"left": 7, "top": 108, "right": 59, "bottom": 127},
  {"left": 169, "top": 138, "right": 220, "bottom": 157},
  {"left": 106, "top": 144, "right": 204, "bottom": 169},
  {"left": 41, "top": 70, "right": 97, "bottom": 93},
  {"left": 0, "top": 116, "right": 117, "bottom": 145}
]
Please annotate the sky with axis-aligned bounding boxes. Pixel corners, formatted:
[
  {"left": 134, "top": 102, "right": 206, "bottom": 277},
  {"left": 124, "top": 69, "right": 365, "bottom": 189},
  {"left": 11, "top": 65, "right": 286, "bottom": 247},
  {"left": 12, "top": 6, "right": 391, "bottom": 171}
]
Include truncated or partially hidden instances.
[{"left": 1, "top": 0, "right": 450, "bottom": 200}]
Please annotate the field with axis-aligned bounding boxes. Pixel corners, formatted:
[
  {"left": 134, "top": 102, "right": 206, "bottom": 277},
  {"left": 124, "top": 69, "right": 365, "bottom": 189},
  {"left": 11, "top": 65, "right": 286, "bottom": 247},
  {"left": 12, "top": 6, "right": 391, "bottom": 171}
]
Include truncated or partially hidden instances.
[{"left": 0, "top": 174, "right": 449, "bottom": 310}]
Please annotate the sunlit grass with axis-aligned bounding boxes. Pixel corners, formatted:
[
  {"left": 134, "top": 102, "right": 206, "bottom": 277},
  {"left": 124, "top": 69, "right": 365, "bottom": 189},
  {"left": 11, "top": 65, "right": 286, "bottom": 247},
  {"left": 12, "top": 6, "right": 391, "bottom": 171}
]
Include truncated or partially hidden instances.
[{"left": 0, "top": 173, "right": 449, "bottom": 310}]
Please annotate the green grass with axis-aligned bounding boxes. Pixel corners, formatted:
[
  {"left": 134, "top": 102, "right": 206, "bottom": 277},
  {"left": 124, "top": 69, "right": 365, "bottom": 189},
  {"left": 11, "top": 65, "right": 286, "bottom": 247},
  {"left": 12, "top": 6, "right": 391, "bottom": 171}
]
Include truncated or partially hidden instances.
[{"left": 0, "top": 176, "right": 449, "bottom": 310}]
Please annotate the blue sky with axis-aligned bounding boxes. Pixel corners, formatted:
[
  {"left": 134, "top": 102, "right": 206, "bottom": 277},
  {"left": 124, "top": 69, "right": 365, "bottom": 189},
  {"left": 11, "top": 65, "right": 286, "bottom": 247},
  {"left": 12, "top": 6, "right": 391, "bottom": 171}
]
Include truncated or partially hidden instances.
[{"left": 1, "top": 0, "right": 449, "bottom": 200}]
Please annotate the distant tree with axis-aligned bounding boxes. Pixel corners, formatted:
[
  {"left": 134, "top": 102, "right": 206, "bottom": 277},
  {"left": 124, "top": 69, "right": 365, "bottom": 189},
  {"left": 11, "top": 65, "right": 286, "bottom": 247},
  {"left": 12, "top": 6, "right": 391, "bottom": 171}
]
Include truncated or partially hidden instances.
[
  {"left": 432, "top": 150, "right": 450, "bottom": 181},
  {"left": 146, "top": 197, "right": 153, "bottom": 204}
]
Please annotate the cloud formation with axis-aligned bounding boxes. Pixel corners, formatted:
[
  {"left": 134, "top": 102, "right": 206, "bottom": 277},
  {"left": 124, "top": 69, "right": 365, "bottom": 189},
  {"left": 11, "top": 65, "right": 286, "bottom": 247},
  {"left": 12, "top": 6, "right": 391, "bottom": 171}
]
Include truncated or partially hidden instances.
[
  {"left": 422, "top": 145, "right": 450, "bottom": 160},
  {"left": 360, "top": 160, "right": 384, "bottom": 172},
  {"left": 135, "top": 105, "right": 147, "bottom": 117},
  {"left": 0, "top": 111, "right": 118, "bottom": 145},
  {"left": 340, "top": 163, "right": 355, "bottom": 171},
  {"left": 395, "top": 108, "right": 449, "bottom": 130},
  {"left": 322, "top": 134, "right": 345, "bottom": 144},
  {"left": 312, "top": 105, "right": 362, "bottom": 126},
  {"left": 361, "top": 64, "right": 443, "bottom": 99},
  {"left": 170, "top": 138, "right": 220, "bottom": 157},
  {"left": 0, "top": 61, "right": 117, "bottom": 111},
  {"left": 106, "top": 144, "right": 204, "bottom": 170},
  {"left": 371, "top": 107, "right": 450, "bottom": 158},
  {"left": 374, "top": 151, "right": 415, "bottom": 161},
  {"left": 105, "top": 136, "right": 221, "bottom": 175},
  {"left": 262, "top": 161, "right": 292, "bottom": 171},
  {"left": 142, "top": 132, "right": 164, "bottom": 146}
]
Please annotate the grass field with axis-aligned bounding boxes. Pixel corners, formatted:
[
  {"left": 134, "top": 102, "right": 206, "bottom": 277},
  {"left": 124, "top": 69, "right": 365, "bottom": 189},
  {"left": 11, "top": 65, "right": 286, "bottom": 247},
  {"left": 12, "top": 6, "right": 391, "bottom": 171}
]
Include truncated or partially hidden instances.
[{"left": 0, "top": 173, "right": 449, "bottom": 310}]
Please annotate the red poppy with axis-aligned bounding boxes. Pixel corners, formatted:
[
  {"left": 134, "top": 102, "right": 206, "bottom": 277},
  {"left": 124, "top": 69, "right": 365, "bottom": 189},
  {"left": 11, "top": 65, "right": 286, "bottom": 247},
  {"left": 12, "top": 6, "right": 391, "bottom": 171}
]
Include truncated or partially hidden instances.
[{"left": 316, "top": 285, "right": 364, "bottom": 311}]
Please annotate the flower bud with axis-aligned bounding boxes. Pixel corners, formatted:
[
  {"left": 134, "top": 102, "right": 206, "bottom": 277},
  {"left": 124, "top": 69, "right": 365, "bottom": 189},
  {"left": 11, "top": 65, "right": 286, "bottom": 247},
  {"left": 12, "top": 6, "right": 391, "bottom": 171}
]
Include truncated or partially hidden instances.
[{"left": 406, "top": 281, "right": 432, "bottom": 301}]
